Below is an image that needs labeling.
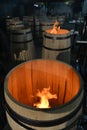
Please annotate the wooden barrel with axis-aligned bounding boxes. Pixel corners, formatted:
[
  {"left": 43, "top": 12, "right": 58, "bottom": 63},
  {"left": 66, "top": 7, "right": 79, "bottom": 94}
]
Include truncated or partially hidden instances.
[
  {"left": 4, "top": 59, "right": 84, "bottom": 130},
  {"left": 42, "top": 29, "right": 71, "bottom": 64},
  {"left": 10, "top": 26, "right": 35, "bottom": 62}
]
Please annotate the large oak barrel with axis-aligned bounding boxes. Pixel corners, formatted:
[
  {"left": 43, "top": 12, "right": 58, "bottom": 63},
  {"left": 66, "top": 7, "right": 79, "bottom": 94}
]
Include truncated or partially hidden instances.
[
  {"left": 10, "top": 26, "right": 35, "bottom": 62},
  {"left": 42, "top": 29, "right": 71, "bottom": 64},
  {"left": 4, "top": 59, "right": 84, "bottom": 130}
]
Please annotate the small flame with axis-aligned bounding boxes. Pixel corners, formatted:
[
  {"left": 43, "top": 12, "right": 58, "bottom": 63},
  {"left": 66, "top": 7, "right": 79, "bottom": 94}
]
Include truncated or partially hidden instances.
[
  {"left": 50, "top": 20, "right": 60, "bottom": 34},
  {"left": 34, "top": 87, "right": 57, "bottom": 108}
]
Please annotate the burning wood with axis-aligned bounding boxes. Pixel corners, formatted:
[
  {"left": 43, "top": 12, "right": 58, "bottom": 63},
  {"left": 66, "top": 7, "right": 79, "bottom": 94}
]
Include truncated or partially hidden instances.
[{"left": 34, "top": 87, "right": 57, "bottom": 108}]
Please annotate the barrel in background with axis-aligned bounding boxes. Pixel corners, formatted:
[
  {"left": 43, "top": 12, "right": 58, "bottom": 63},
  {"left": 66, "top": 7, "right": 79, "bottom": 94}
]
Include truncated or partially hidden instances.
[
  {"left": 42, "top": 29, "right": 71, "bottom": 64},
  {"left": 6, "top": 17, "right": 24, "bottom": 49},
  {"left": 10, "top": 26, "right": 35, "bottom": 62}
]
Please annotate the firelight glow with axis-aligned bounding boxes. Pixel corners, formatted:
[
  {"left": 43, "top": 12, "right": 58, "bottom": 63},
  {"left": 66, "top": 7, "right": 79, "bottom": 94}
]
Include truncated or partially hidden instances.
[
  {"left": 34, "top": 87, "right": 57, "bottom": 108},
  {"left": 47, "top": 20, "right": 69, "bottom": 34},
  {"left": 50, "top": 20, "right": 60, "bottom": 34}
]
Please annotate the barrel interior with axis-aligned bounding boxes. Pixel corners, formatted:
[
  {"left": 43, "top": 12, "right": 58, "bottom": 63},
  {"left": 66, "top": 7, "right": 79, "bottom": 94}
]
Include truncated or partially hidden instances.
[{"left": 7, "top": 60, "right": 80, "bottom": 108}]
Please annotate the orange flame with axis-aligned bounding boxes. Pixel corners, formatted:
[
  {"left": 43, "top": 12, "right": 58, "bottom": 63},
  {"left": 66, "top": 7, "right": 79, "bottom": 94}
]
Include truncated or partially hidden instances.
[
  {"left": 50, "top": 20, "right": 60, "bottom": 34},
  {"left": 34, "top": 87, "right": 57, "bottom": 108}
]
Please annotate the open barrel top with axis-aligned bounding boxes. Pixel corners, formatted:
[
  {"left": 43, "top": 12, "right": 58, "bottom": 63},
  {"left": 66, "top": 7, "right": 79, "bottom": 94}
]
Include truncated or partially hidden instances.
[
  {"left": 46, "top": 29, "right": 70, "bottom": 35},
  {"left": 4, "top": 59, "right": 83, "bottom": 109}
]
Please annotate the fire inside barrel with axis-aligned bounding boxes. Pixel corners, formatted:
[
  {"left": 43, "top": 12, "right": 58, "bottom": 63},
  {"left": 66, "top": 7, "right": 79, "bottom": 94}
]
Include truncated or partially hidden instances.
[{"left": 4, "top": 60, "right": 83, "bottom": 130}]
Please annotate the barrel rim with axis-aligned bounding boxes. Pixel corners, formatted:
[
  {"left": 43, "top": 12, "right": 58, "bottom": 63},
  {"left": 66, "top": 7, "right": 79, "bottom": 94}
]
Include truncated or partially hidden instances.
[
  {"left": 45, "top": 29, "right": 70, "bottom": 36},
  {"left": 44, "top": 33, "right": 71, "bottom": 40},
  {"left": 4, "top": 59, "right": 84, "bottom": 112}
]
